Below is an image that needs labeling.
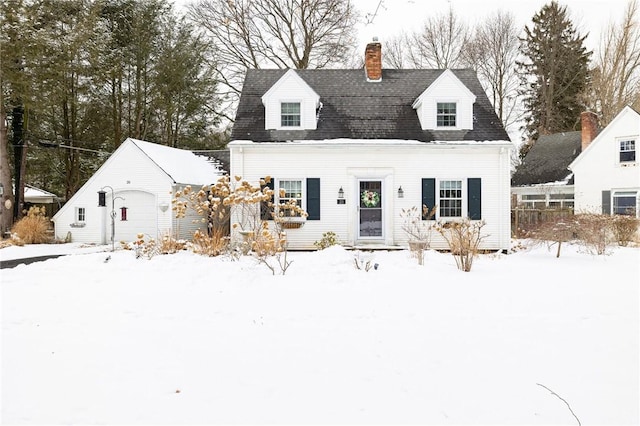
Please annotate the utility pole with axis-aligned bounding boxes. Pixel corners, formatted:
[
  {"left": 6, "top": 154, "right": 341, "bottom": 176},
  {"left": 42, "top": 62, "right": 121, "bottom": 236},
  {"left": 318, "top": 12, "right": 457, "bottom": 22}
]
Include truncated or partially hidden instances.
[
  {"left": 0, "top": 99, "right": 14, "bottom": 236},
  {"left": 12, "top": 103, "right": 25, "bottom": 221}
]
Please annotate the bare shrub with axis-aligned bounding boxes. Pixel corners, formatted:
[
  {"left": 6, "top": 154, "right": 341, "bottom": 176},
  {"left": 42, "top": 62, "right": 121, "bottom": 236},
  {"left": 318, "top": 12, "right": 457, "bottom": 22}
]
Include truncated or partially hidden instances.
[
  {"left": 132, "top": 233, "right": 159, "bottom": 259},
  {"left": 612, "top": 214, "right": 639, "bottom": 247},
  {"left": 401, "top": 205, "right": 436, "bottom": 265},
  {"left": 10, "top": 206, "right": 51, "bottom": 244},
  {"left": 435, "top": 218, "right": 487, "bottom": 272},
  {"left": 252, "top": 226, "right": 291, "bottom": 275},
  {"left": 157, "top": 233, "right": 187, "bottom": 254},
  {"left": 574, "top": 213, "right": 615, "bottom": 255},
  {"left": 191, "top": 229, "right": 227, "bottom": 256},
  {"left": 528, "top": 217, "right": 578, "bottom": 257}
]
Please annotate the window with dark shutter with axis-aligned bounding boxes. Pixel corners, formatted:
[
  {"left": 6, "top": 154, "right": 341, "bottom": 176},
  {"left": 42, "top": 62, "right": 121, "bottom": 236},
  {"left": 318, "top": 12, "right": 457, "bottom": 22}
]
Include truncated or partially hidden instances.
[
  {"left": 421, "top": 178, "right": 436, "bottom": 220},
  {"left": 260, "top": 177, "right": 275, "bottom": 220},
  {"left": 467, "top": 178, "right": 482, "bottom": 220},
  {"left": 602, "top": 190, "right": 611, "bottom": 215}
]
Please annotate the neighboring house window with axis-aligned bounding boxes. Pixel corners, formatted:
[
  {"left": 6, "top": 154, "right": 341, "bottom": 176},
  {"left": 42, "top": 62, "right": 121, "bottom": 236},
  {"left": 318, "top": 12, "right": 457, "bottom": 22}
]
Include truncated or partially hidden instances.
[
  {"left": 436, "top": 102, "right": 456, "bottom": 127},
  {"left": 439, "top": 180, "right": 462, "bottom": 217},
  {"left": 281, "top": 102, "right": 301, "bottom": 127},
  {"left": 278, "top": 179, "right": 304, "bottom": 217},
  {"left": 613, "top": 191, "right": 638, "bottom": 216},
  {"left": 520, "top": 193, "right": 574, "bottom": 209},
  {"left": 76, "top": 207, "right": 86, "bottom": 222},
  {"left": 619, "top": 139, "right": 636, "bottom": 163}
]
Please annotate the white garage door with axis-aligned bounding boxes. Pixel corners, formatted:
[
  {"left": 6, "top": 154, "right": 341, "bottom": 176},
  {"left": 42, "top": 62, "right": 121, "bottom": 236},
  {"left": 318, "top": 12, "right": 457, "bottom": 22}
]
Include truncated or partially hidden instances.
[{"left": 111, "top": 190, "right": 158, "bottom": 243}]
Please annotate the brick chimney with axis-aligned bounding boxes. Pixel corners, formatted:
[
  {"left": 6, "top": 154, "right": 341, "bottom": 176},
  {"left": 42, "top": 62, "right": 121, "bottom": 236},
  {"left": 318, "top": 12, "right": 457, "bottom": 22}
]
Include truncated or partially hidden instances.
[
  {"left": 364, "top": 39, "right": 382, "bottom": 82},
  {"left": 581, "top": 111, "right": 598, "bottom": 151}
]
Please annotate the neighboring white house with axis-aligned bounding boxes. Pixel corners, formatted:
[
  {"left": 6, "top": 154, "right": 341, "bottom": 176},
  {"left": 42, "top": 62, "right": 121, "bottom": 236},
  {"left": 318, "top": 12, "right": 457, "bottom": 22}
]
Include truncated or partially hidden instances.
[
  {"left": 569, "top": 105, "right": 640, "bottom": 217},
  {"left": 511, "top": 111, "right": 600, "bottom": 210},
  {"left": 229, "top": 41, "right": 513, "bottom": 251},
  {"left": 52, "top": 138, "right": 222, "bottom": 244}
]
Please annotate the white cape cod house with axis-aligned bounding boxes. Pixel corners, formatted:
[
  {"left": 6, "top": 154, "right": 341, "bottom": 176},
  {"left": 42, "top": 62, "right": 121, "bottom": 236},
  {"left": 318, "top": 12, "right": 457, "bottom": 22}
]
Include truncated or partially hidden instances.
[
  {"left": 229, "top": 41, "right": 513, "bottom": 251},
  {"left": 52, "top": 138, "right": 222, "bottom": 244}
]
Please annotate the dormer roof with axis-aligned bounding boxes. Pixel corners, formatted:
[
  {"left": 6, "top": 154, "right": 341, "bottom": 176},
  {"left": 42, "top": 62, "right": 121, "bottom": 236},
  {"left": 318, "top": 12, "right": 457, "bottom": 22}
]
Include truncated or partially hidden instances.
[
  {"left": 231, "top": 68, "right": 509, "bottom": 143},
  {"left": 412, "top": 69, "right": 476, "bottom": 109},
  {"left": 261, "top": 69, "right": 320, "bottom": 107}
]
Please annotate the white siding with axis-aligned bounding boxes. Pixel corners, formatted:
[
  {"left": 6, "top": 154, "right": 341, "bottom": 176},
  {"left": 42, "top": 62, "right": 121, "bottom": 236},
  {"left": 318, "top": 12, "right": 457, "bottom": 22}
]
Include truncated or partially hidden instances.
[
  {"left": 230, "top": 141, "right": 511, "bottom": 251},
  {"left": 52, "top": 141, "right": 212, "bottom": 244},
  {"left": 571, "top": 108, "right": 640, "bottom": 213}
]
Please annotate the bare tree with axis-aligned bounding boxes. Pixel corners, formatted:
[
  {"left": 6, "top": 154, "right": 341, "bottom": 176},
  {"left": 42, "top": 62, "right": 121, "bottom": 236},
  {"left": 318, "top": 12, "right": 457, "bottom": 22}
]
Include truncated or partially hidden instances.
[
  {"left": 463, "top": 11, "right": 523, "bottom": 133},
  {"left": 586, "top": 0, "right": 640, "bottom": 125},
  {"left": 382, "top": 32, "right": 410, "bottom": 69},
  {"left": 407, "top": 6, "right": 470, "bottom": 69},
  {"left": 188, "top": 0, "right": 359, "bottom": 105}
]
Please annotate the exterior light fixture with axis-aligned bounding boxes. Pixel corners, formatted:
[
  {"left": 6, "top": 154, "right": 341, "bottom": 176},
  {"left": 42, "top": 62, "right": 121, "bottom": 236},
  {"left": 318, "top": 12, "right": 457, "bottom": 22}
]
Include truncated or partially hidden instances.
[
  {"left": 337, "top": 187, "right": 346, "bottom": 205},
  {"left": 398, "top": 186, "right": 404, "bottom": 198}
]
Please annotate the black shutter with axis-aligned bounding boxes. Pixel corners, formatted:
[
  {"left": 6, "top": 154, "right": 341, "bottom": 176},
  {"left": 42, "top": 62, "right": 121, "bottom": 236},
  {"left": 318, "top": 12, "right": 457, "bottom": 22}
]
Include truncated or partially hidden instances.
[
  {"left": 306, "top": 178, "right": 321, "bottom": 220},
  {"left": 421, "top": 178, "right": 436, "bottom": 220},
  {"left": 602, "top": 190, "right": 611, "bottom": 215},
  {"left": 467, "top": 178, "right": 482, "bottom": 220},
  {"left": 260, "top": 177, "right": 275, "bottom": 220}
]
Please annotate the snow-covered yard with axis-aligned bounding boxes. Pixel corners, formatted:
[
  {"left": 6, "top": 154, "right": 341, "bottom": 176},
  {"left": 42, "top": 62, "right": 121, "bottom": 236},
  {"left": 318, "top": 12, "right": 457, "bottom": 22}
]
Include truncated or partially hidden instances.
[{"left": 1, "top": 241, "right": 638, "bottom": 425}]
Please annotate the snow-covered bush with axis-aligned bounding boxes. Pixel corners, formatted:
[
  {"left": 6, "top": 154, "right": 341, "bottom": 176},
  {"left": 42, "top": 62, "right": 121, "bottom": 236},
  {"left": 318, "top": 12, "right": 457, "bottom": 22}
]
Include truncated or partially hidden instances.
[{"left": 314, "top": 231, "right": 339, "bottom": 250}]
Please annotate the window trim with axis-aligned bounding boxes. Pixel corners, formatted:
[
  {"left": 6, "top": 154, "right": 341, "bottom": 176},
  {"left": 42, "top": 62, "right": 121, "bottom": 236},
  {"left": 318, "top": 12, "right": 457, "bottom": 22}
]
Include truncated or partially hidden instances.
[
  {"left": 276, "top": 178, "right": 306, "bottom": 220},
  {"left": 618, "top": 138, "right": 636, "bottom": 164},
  {"left": 280, "top": 101, "right": 302, "bottom": 128},
  {"left": 612, "top": 190, "right": 638, "bottom": 217},
  {"left": 436, "top": 101, "right": 457, "bottom": 128},
  {"left": 76, "top": 207, "right": 86, "bottom": 222},
  {"left": 438, "top": 179, "right": 463, "bottom": 218}
]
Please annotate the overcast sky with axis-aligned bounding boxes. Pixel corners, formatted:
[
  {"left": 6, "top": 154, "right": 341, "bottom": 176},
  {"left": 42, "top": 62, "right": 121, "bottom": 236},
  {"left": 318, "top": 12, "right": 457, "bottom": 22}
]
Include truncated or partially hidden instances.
[{"left": 355, "top": 0, "right": 627, "bottom": 53}]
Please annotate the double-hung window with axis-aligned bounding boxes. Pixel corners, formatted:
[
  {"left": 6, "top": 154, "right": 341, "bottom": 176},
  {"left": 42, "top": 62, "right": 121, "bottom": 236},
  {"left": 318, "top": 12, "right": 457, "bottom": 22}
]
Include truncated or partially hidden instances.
[
  {"left": 281, "top": 102, "right": 301, "bottom": 127},
  {"left": 439, "top": 180, "right": 462, "bottom": 217},
  {"left": 76, "top": 207, "right": 86, "bottom": 222},
  {"left": 436, "top": 102, "right": 457, "bottom": 127},
  {"left": 613, "top": 191, "right": 638, "bottom": 216},
  {"left": 619, "top": 139, "right": 636, "bottom": 163},
  {"left": 278, "top": 179, "right": 304, "bottom": 218}
]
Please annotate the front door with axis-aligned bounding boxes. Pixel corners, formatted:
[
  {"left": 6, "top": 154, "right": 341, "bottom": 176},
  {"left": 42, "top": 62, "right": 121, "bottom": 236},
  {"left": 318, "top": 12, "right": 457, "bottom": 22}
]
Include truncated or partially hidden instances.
[{"left": 358, "top": 180, "right": 383, "bottom": 238}]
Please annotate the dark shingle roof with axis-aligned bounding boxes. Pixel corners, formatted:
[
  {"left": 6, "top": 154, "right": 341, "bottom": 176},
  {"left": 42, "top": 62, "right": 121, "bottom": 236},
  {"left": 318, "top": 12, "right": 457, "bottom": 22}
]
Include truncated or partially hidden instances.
[
  {"left": 231, "top": 69, "right": 510, "bottom": 142},
  {"left": 511, "top": 132, "right": 582, "bottom": 186}
]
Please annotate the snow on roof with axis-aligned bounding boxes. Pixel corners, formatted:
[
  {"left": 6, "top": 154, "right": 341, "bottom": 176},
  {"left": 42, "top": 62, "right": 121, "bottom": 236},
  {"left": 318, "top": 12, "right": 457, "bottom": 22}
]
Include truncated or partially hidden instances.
[{"left": 128, "top": 138, "right": 222, "bottom": 185}]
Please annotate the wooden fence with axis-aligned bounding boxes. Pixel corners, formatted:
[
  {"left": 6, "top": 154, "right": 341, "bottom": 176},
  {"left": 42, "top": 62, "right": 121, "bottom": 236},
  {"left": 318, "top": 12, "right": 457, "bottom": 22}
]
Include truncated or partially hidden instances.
[{"left": 511, "top": 208, "right": 574, "bottom": 237}]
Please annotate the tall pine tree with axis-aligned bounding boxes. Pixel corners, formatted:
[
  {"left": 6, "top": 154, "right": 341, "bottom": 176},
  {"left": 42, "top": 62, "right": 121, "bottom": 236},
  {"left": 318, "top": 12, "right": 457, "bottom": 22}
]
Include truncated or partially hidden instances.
[{"left": 518, "top": 1, "right": 591, "bottom": 142}]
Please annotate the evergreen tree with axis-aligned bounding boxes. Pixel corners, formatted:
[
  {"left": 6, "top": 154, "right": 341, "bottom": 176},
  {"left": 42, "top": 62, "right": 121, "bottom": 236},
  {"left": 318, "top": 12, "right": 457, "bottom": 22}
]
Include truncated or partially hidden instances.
[{"left": 518, "top": 1, "right": 591, "bottom": 141}]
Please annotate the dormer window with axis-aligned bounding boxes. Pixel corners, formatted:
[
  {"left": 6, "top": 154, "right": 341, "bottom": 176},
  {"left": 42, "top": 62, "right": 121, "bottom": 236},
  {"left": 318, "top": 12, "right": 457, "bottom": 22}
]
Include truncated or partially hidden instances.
[
  {"left": 412, "top": 70, "right": 475, "bottom": 131},
  {"left": 262, "top": 70, "right": 320, "bottom": 130},
  {"left": 281, "top": 102, "right": 301, "bottom": 127},
  {"left": 437, "top": 102, "right": 457, "bottom": 127},
  {"left": 619, "top": 139, "right": 636, "bottom": 163}
]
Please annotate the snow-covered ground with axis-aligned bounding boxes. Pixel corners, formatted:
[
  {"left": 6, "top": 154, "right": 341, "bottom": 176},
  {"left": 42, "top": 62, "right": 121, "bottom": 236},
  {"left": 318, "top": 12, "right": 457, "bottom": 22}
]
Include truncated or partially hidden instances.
[{"left": 1, "top": 241, "right": 638, "bottom": 425}]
